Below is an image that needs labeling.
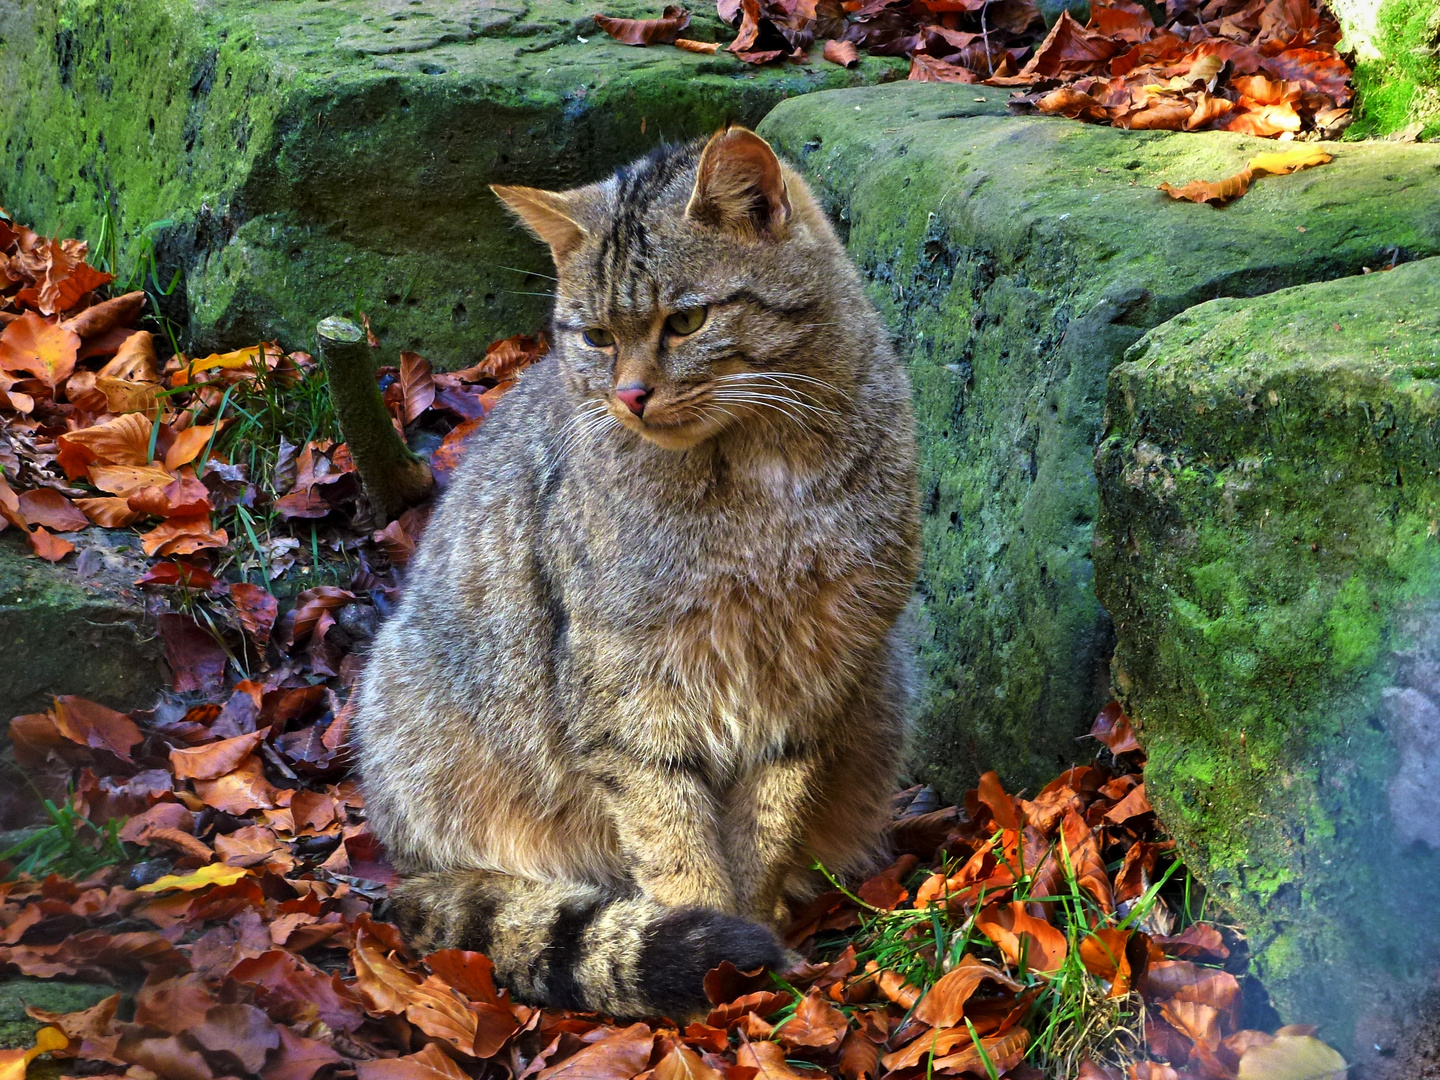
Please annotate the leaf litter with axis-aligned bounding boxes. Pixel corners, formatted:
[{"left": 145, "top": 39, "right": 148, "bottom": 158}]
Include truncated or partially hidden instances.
[
  {"left": 1, "top": 223, "right": 1352, "bottom": 1080},
  {"left": 592, "top": 0, "right": 1352, "bottom": 140}
]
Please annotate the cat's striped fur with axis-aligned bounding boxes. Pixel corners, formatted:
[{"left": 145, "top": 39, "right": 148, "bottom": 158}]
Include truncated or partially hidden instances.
[{"left": 354, "top": 128, "right": 921, "bottom": 1018}]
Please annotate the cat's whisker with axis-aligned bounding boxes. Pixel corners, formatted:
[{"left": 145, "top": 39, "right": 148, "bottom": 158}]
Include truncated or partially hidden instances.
[{"left": 711, "top": 389, "right": 839, "bottom": 425}]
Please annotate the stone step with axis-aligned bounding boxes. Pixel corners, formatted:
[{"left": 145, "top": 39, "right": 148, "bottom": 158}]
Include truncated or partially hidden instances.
[
  {"left": 1094, "top": 255, "right": 1440, "bottom": 1058},
  {"left": 0, "top": 0, "right": 903, "bottom": 367},
  {"left": 0, "top": 532, "right": 162, "bottom": 723},
  {"left": 757, "top": 83, "right": 1440, "bottom": 796}
]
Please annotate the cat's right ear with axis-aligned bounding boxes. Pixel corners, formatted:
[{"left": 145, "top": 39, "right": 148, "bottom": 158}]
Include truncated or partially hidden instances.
[
  {"left": 686, "top": 127, "right": 791, "bottom": 240},
  {"left": 491, "top": 185, "right": 588, "bottom": 261}
]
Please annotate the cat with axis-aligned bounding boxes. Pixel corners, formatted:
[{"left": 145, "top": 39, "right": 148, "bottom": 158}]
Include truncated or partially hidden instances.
[{"left": 353, "top": 126, "right": 921, "bottom": 1019}]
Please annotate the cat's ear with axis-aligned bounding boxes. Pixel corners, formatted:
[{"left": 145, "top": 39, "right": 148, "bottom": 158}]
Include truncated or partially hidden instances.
[
  {"left": 491, "top": 185, "right": 589, "bottom": 260},
  {"left": 686, "top": 127, "right": 792, "bottom": 238}
]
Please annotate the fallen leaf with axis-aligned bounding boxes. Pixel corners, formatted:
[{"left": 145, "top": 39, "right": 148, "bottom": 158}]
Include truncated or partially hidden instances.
[
  {"left": 52, "top": 696, "right": 144, "bottom": 761},
  {"left": 158, "top": 612, "right": 229, "bottom": 693},
  {"left": 595, "top": 5, "right": 692, "bottom": 44},
  {"left": 778, "top": 989, "right": 849, "bottom": 1050},
  {"left": 18, "top": 488, "right": 89, "bottom": 532},
  {"left": 735, "top": 1039, "right": 812, "bottom": 1080},
  {"left": 1236, "top": 1034, "right": 1346, "bottom": 1079},
  {"left": 231, "top": 583, "right": 280, "bottom": 649},
  {"left": 0, "top": 311, "right": 80, "bottom": 387},
  {"left": 914, "top": 955, "right": 1023, "bottom": 1028},
  {"left": 538, "top": 1022, "right": 655, "bottom": 1080},
  {"left": 27, "top": 526, "right": 75, "bottom": 562},
  {"left": 192, "top": 753, "right": 280, "bottom": 814},
  {"left": 165, "top": 423, "right": 221, "bottom": 471},
  {"left": 357, "top": 1045, "right": 470, "bottom": 1080},
  {"left": 171, "top": 731, "right": 267, "bottom": 781},
  {"left": 61, "top": 290, "right": 146, "bottom": 338},
  {"left": 824, "top": 38, "right": 860, "bottom": 65},
  {"left": 975, "top": 902, "right": 1068, "bottom": 973},
  {"left": 0, "top": 1026, "right": 69, "bottom": 1080},
  {"left": 136, "top": 863, "right": 250, "bottom": 893}
]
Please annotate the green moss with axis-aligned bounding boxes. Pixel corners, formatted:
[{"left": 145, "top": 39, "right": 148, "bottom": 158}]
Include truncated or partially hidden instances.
[
  {"left": 759, "top": 84, "right": 1440, "bottom": 798},
  {"left": 0, "top": 980, "right": 118, "bottom": 1050},
  {"left": 0, "top": 0, "right": 904, "bottom": 364},
  {"left": 1094, "top": 257, "right": 1440, "bottom": 1051},
  {"left": 0, "top": 534, "right": 163, "bottom": 718},
  {"left": 1348, "top": 0, "right": 1440, "bottom": 138}
]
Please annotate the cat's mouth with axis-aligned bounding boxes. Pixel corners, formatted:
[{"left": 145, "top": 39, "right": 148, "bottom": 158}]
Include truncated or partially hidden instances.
[{"left": 607, "top": 390, "right": 730, "bottom": 451}]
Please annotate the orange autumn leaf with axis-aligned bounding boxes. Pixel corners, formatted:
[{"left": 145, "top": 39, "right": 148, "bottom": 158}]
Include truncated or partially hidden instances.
[
  {"left": 931, "top": 1027, "right": 1031, "bottom": 1077},
  {"left": 94, "top": 376, "right": 160, "bottom": 416},
  {"left": 192, "top": 755, "right": 280, "bottom": 814},
  {"left": 61, "top": 290, "right": 146, "bottom": 339},
  {"left": 51, "top": 695, "right": 144, "bottom": 762},
  {"left": 27, "top": 525, "right": 75, "bottom": 562},
  {"left": 594, "top": 6, "right": 691, "bottom": 45},
  {"left": 170, "top": 730, "right": 267, "bottom": 781},
  {"left": 87, "top": 463, "right": 176, "bottom": 497},
  {"left": 777, "top": 988, "right": 849, "bottom": 1050},
  {"left": 165, "top": 423, "right": 221, "bottom": 471},
  {"left": 975, "top": 901, "right": 1068, "bottom": 973},
  {"left": 0, "top": 311, "right": 80, "bottom": 387},
  {"left": 139, "top": 515, "right": 228, "bottom": 557},
  {"left": 17, "top": 488, "right": 88, "bottom": 532},
  {"left": 399, "top": 351, "right": 436, "bottom": 425},
  {"left": 231, "top": 583, "right": 280, "bottom": 649},
  {"left": 653, "top": 1045, "right": 723, "bottom": 1080},
  {"left": 73, "top": 497, "right": 145, "bottom": 528},
  {"left": 734, "top": 1039, "right": 812, "bottom": 1080},
  {"left": 61, "top": 412, "right": 156, "bottom": 467},
  {"left": 913, "top": 955, "right": 1022, "bottom": 1029},
  {"left": 98, "top": 329, "right": 162, "bottom": 383},
  {"left": 674, "top": 38, "right": 720, "bottom": 52},
  {"left": 356, "top": 1045, "right": 470, "bottom": 1080},
  {"left": 823, "top": 39, "right": 860, "bottom": 66}
]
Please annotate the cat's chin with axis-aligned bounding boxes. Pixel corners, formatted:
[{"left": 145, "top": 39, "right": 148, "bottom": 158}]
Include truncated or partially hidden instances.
[{"left": 614, "top": 411, "right": 725, "bottom": 452}]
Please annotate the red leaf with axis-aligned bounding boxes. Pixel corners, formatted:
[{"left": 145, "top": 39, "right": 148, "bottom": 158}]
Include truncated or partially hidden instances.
[
  {"left": 158, "top": 613, "right": 229, "bottom": 693},
  {"left": 51, "top": 696, "right": 143, "bottom": 762},
  {"left": 594, "top": 5, "right": 692, "bottom": 43},
  {"left": 1091, "top": 701, "right": 1142, "bottom": 754},
  {"left": 231, "top": 583, "right": 279, "bottom": 649}
]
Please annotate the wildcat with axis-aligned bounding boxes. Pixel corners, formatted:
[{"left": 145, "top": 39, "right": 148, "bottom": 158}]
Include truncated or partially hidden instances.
[{"left": 354, "top": 126, "right": 921, "bottom": 1019}]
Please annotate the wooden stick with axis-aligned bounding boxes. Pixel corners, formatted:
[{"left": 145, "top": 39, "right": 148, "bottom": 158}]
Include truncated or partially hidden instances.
[{"left": 315, "top": 316, "right": 434, "bottom": 524}]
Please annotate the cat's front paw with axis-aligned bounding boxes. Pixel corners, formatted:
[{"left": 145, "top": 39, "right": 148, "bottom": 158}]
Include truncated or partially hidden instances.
[{"left": 635, "top": 908, "right": 784, "bottom": 1019}]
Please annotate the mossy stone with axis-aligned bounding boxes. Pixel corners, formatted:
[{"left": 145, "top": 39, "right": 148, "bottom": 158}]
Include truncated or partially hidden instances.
[
  {"left": 0, "top": 978, "right": 118, "bottom": 1049},
  {"left": 0, "top": 0, "right": 903, "bottom": 368},
  {"left": 1336, "top": 0, "right": 1440, "bottom": 139},
  {"left": 0, "top": 532, "right": 162, "bottom": 721},
  {"left": 758, "top": 83, "right": 1440, "bottom": 797},
  {"left": 1094, "top": 257, "right": 1440, "bottom": 1059}
]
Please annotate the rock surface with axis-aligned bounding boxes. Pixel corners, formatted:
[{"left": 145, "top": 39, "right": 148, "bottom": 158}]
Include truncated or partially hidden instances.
[
  {"left": 0, "top": 0, "right": 902, "bottom": 367},
  {"left": 1094, "top": 256, "right": 1440, "bottom": 1059},
  {"left": 0, "top": 532, "right": 162, "bottom": 723},
  {"left": 0, "top": 978, "right": 116, "bottom": 1050},
  {"left": 758, "top": 83, "right": 1440, "bottom": 797}
]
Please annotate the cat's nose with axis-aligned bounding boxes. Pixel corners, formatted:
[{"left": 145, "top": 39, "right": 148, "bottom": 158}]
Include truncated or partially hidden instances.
[{"left": 615, "top": 384, "right": 651, "bottom": 417}]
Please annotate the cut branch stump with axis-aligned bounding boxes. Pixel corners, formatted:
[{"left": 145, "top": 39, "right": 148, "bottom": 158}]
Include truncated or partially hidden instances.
[{"left": 315, "top": 316, "right": 434, "bottom": 525}]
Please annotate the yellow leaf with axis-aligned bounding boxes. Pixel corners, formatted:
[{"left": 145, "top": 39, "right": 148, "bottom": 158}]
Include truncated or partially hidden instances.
[
  {"left": 136, "top": 863, "right": 248, "bottom": 893},
  {"left": 0, "top": 1026, "right": 69, "bottom": 1080},
  {"left": 1237, "top": 1035, "right": 1348, "bottom": 1080},
  {"left": 1247, "top": 147, "right": 1332, "bottom": 176},
  {"left": 177, "top": 345, "right": 262, "bottom": 382}
]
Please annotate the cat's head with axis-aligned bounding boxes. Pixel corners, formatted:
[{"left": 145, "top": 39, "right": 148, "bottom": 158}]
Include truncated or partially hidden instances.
[{"left": 493, "top": 127, "right": 853, "bottom": 452}]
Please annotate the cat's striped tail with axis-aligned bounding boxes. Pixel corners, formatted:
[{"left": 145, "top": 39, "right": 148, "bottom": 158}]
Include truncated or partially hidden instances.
[{"left": 386, "top": 869, "right": 784, "bottom": 1018}]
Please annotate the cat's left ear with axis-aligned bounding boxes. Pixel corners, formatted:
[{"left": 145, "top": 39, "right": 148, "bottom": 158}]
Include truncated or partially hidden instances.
[
  {"left": 686, "top": 126, "right": 791, "bottom": 239},
  {"left": 491, "top": 185, "right": 589, "bottom": 261}
]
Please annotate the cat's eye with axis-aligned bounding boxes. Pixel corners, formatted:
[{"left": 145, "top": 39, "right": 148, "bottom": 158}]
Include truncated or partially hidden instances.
[
  {"left": 664, "top": 307, "right": 708, "bottom": 337},
  {"left": 582, "top": 328, "right": 615, "bottom": 348}
]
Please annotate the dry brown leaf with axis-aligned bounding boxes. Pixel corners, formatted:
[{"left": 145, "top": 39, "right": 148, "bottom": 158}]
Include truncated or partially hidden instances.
[
  {"left": 595, "top": 5, "right": 691, "bottom": 44},
  {"left": 1236, "top": 1035, "right": 1347, "bottom": 1079}
]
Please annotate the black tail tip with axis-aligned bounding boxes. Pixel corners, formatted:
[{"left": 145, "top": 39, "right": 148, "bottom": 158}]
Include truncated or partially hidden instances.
[{"left": 636, "top": 908, "right": 784, "bottom": 1017}]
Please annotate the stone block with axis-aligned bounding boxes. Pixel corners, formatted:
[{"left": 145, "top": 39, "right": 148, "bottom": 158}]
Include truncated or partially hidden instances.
[
  {"left": 758, "top": 84, "right": 1440, "bottom": 796},
  {"left": 1094, "top": 256, "right": 1440, "bottom": 1058}
]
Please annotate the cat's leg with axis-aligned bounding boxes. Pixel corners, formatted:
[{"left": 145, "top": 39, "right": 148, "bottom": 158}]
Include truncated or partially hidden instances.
[
  {"left": 722, "top": 748, "right": 827, "bottom": 926},
  {"left": 581, "top": 745, "right": 739, "bottom": 913},
  {"left": 726, "top": 637, "right": 912, "bottom": 926}
]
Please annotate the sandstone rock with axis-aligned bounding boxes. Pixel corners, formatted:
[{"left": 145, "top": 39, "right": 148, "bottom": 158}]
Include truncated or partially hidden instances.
[
  {"left": 1094, "top": 256, "right": 1440, "bottom": 1059},
  {"left": 0, "top": 0, "right": 902, "bottom": 367},
  {"left": 759, "top": 83, "right": 1440, "bottom": 796}
]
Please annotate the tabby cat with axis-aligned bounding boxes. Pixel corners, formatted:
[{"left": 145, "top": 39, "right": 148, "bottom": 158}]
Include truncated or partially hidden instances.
[{"left": 354, "top": 126, "right": 921, "bottom": 1019}]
